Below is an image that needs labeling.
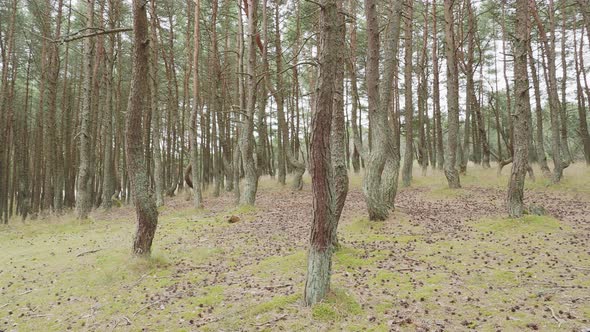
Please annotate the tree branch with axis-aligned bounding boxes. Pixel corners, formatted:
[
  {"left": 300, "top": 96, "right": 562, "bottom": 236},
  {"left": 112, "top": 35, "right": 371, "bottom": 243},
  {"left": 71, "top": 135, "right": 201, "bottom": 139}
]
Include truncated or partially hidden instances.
[{"left": 55, "top": 27, "right": 132, "bottom": 44}]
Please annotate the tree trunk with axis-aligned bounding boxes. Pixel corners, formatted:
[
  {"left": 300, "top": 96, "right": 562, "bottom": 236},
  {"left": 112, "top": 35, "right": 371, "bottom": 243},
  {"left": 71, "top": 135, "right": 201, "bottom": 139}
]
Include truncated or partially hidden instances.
[
  {"left": 127, "top": 0, "right": 159, "bottom": 256},
  {"left": 190, "top": 0, "right": 203, "bottom": 208},
  {"left": 238, "top": 0, "right": 259, "bottom": 206},
  {"left": 532, "top": 1, "right": 567, "bottom": 183},
  {"left": 347, "top": 0, "right": 361, "bottom": 173},
  {"left": 507, "top": 0, "right": 530, "bottom": 218},
  {"left": 433, "top": 0, "right": 444, "bottom": 171},
  {"left": 355, "top": 0, "right": 403, "bottom": 221},
  {"left": 304, "top": 0, "right": 346, "bottom": 306},
  {"left": 559, "top": 0, "right": 572, "bottom": 163},
  {"left": 443, "top": 0, "right": 461, "bottom": 188},
  {"left": 528, "top": 42, "right": 551, "bottom": 176},
  {"left": 149, "top": 0, "right": 164, "bottom": 207},
  {"left": 76, "top": 0, "right": 95, "bottom": 219},
  {"left": 575, "top": 23, "right": 590, "bottom": 165},
  {"left": 401, "top": 0, "right": 414, "bottom": 187},
  {"left": 101, "top": 4, "right": 117, "bottom": 210}
]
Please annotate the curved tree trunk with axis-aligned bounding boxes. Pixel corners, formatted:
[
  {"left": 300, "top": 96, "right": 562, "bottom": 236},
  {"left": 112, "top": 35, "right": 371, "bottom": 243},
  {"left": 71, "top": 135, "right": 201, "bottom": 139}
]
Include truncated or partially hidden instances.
[
  {"left": 127, "top": 0, "right": 159, "bottom": 256},
  {"left": 304, "top": 0, "right": 347, "bottom": 305}
]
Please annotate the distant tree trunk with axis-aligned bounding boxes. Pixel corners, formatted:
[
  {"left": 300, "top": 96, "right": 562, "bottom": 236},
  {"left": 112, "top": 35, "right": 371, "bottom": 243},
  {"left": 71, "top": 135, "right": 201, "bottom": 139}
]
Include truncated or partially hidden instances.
[
  {"left": 461, "top": 0, "right": 478, "bottom": 174},
  {"left": 16, "top": 53, "right": 32, "bottom": 220},
  {"left": 256, "top": 0, "right": 270, "bottom": 180},
  {"left": 347, "top": 0, "right": 361, "bottom": 173},
  {"left": 271, "top": 0, "right": 305, "bottom": 190},
  {"left": 273, "top": 2, "right": 286, "bottom": 186},
  {"left": 528, "top": 42, "right": 551, "bottom": 176},
  {"left": 401, "top": 0, "right": 414, "bottom": 187},
  {"left": 417, "top": 1, "right": 428, "bottom": 176},
  {"left": 501, "top": 3, "right": 514, "bottom": 160},
  {"left": 238, "top": 0, "right": 259, "bottom": 206},
  {"left": 233, "top": 3, "right": 245, "bottom": 204},
  {"left": 43, "top": 0, "right": 64, "bottom": 213},
  {"left": 432, "top": 0, "right": 444, "bottom": 171},
  {"left": 559, "top": 0, "right": 572, "bottom": 163},
  {"left": 76, "top": 0, "right": 95, "bottom": 219},
  {"left": 355, "top": 0, "right": 402, "bottom": 221},
  {"left": 0, "top": 0, "right": 17, "bottom": 223},
  {"left": 443, "top": 0, "right": 461, "bottom": 188},
  {"left": 575, "top": 24, "right": 590, "bottom": 165},
  {"left": 149, "top": 0, "right": 164, "bottom": 207},
  {"left": 507, "top": 0, "right": 530, "bottom": 218},
  {"left": 101, "top": 3, "right": 117, "bottom": 210},
  {"left": 304, "top": 0, "right": 346, "bottom": 306},
  {"left": 127, "top": 0, "right": 159, "bottom": 256},
  {"left": 532, "top": 1, "right": 568, "bottom": 183},
  {"left": 472, "top": 25, "right": 491, "bottom": 168},
  {"left": 579, "top": 0, "right": 590, "bottom": 46},
  {"left": 190, "top": 0, "right": 203, "bottom": 208}
]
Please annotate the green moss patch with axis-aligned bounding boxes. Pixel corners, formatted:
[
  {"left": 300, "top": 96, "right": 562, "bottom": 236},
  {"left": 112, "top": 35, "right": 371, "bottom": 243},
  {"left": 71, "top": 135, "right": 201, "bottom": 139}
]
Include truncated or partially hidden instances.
[
  {"left": 311, "top": 288, "right": 363, "bottom": 322},
  {"left": 474, "top": 215, "right": 567, "bottom": 234}
]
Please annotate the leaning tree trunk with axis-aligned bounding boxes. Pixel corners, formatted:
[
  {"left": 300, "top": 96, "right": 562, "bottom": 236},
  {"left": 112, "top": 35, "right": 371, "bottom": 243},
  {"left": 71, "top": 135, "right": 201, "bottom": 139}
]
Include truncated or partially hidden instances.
[
  {"left": 304, "top": 0, "right": 346, "bottom": 306},
  {"left": 507, "top": 0, "right": 530, "bottom": 218},
  {"left": 443, "top": 0, "right": 461, "bottom": 188},
  {"left": 127, "top": 0, "right": 159, "bottom": 256}
]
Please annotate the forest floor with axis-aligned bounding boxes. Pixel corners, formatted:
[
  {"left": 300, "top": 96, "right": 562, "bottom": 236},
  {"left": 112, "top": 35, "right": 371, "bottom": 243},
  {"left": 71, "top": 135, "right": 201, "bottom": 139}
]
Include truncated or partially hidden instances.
[{"left": 1, "top": 164, "right": 590, "bottom": 332}]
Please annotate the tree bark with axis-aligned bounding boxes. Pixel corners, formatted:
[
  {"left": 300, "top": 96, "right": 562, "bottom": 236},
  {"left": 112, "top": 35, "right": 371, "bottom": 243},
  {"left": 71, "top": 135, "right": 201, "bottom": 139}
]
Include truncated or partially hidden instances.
[
  {"left": 575, "top": 23, "right": 590, "bottom": 165},
  {"left": 532, "top": 0, "right": 568, "bottom": 183},
  {"left": 355, "top": 0, "right": 403, "bottom": 221},
  {"left": 149, "top": 0, "right": 164, "bottom": 207},
  {"left": 432, "top": 0, "right": 444, "bottom": 171},
  {"left": 304, "top": 0, "right": 346, "bottom": 306},
  {"left": 507, "top": 0, "right": 530, "bottom": 218},
  {"left": 401, "top": 0, "right": 414, "bottom": 187},
  {"left": 443, "top": 0, "right": 461, "bottom": 188},
  {"left": 238, "top": 0, "right": 259, "bottom": 206},
  {"left": 127, "top": 0, "right": 159, "bottom": 256},
  {"left": 528, "top": 42, "right": 551, "bottom": 176},
  {"left": 190, "top": 0, "right": 203, "bottom": 208},
  {"left": 76, "top": 0, "right": 95, "bottom": 219}
]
